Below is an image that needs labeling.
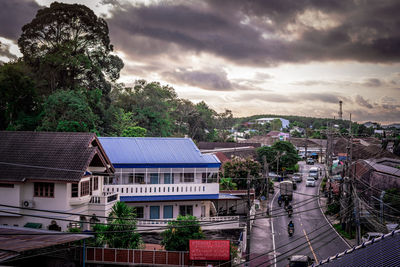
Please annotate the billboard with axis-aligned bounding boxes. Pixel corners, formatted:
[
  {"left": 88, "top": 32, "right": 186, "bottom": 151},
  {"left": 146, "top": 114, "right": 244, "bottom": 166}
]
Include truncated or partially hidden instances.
[{"left": 189, "top": 240, "right": 230, "bottom": 261}]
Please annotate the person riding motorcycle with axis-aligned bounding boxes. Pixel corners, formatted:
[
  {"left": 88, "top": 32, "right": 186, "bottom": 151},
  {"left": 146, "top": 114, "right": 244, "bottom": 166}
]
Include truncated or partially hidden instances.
[
  {"left": 287, "top": 204, "right": 293, "bottom": 217},
  {"left": 278, "top": 195, "right": 283, "bottom": 206},
  {"left": 288, "top": 220, "right": 294, "bottom": 236}
]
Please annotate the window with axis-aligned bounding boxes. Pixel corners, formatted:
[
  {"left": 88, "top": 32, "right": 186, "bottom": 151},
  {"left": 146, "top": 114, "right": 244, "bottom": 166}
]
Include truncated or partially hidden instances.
[
  {"left": 71, "top": 183, "right": 78, "bottom": 197},
  {"left": 164, "top": 173, "right": 174, "bottom": 184},
  {"left": 163, "top": 205, "right": 173, "bottom": 219},
  {"left": 134, "top": 207, "right": 144, "bottom": 218},
  {"left": 34, "top": 183, "right": 54, "bottom": 197},
  {"left": 80, "top": 181, "right": 90, "bottom": 196},
  {"left": 150, "top": 206, "right": 160, "bottom": 219},
  {"left": 184, "top": 173, "right": 194, "bottom": 183},
  {"left": 135, "top": 173, "right": 144, "bottom": 184},
  {"left": 93, "top": 177, "right": 99, "bottom": 190},
  {"left": 179, "top": 205, "right": 193, "bottom": 216},
  {"left": 150, "top": 173, "right": 159, "bottom": 184}
]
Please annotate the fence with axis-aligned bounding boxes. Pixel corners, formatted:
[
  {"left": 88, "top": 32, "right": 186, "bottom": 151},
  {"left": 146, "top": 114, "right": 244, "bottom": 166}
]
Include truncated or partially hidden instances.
[{"left": 76, "top": 247, "right": 230, "bottom": 266}]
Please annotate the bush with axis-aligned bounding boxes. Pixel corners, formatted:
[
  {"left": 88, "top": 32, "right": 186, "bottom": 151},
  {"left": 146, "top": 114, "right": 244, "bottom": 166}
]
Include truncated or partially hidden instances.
[{"left": 326, "top": 202, "right": 340, "bottom": 215}]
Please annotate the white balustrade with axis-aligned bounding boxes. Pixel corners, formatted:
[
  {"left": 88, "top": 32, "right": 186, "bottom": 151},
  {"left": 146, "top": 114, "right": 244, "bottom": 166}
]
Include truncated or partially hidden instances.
[{"left": 103, "top": 183, "right": 219, "bottom": 196}]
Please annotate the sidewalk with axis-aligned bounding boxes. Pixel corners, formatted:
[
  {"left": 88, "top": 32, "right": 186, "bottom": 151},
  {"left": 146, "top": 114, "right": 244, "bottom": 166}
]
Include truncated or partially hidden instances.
[
  {"left": 319, "top": 195, "right": 356, "bottom": 247},
  {"left": 249, "top": 199, "right": 274, "bottom": 267}
]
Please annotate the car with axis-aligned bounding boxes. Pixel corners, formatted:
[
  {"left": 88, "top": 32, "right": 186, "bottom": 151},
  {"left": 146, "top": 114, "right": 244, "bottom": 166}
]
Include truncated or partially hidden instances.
[
  {"left": 361, "top": 232, "right": 383, "bottom": 243},
  {"left": 309, "top": 166, "right": 320, "bottom": 180},
  {"left": 306, "top": 158, "right": 314, "bottom": 165},
  {"left": 288, "top": 255, "right": 314, "bottom": 267},
  {"left": 306, "top": 177, "right": 316, "bottom": 187},
  {"left": 292, "top": 173, "right": 302, "bottom": 183}
]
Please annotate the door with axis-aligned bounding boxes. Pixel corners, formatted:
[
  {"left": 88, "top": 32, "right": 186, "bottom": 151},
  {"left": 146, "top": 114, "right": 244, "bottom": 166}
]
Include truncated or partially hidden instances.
[{"left": 150, "top": 206, "right": 160, "bottom": 219}]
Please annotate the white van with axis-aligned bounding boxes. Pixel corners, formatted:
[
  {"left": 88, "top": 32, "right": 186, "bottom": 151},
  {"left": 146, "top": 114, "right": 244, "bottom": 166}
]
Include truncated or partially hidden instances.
[{"left": 309, "top": 167, "right": 320, "bottom": 180}]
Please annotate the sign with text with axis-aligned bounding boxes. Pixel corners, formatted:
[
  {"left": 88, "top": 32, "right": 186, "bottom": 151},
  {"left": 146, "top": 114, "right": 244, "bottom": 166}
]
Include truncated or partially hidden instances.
[{"left": 189, "top": 240, "right": 230, "bottom": 261}]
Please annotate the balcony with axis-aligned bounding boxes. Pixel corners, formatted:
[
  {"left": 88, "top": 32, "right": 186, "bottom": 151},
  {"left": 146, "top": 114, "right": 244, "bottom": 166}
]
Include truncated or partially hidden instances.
[
  {"left": 136, "top": 215, "right": 240, "bottom": 231},
  {"left": 89, "top": 192, "right": 119, "bottom": 205},
  {"left": 103, "top": 183, "right": 219, "bottom": 196}
]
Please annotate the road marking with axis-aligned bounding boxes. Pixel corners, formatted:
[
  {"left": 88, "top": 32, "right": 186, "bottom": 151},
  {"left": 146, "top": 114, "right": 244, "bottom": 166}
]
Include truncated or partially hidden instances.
[
  {"left": 270, "top": 188, "right": 279, "bottom": 267},
  {"left": 303, "top": 229, "right": 318, "bottom": 264}
]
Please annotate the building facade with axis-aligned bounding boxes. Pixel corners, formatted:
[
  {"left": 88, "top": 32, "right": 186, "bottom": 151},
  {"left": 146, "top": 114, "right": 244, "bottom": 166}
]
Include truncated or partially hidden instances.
[
  {"left": 0, "top": 132, "right": 118, "bottom": 231},
  {"left": 98, "top": 137, "right": 239, "bottom": 230}
]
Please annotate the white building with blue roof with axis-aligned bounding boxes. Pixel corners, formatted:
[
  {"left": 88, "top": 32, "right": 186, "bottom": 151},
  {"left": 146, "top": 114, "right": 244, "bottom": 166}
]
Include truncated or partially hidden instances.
[{"left": 98, "top": 137, "right": 240, "bottom": 230}]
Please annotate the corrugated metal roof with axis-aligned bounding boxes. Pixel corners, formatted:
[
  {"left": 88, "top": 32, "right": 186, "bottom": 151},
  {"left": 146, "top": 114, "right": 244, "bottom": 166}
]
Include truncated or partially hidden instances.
[
  {"left": 98, "top": 137, "right": 220, "bottom": 168},
  {"left": 316, "top": 230, "right": 400, "bottom": 266}
]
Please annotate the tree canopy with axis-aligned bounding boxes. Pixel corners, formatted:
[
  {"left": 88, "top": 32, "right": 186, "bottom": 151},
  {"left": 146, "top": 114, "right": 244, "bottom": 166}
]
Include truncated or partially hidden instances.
[{"left": 161, "top": 215, "right": 204, "bottom": 251}]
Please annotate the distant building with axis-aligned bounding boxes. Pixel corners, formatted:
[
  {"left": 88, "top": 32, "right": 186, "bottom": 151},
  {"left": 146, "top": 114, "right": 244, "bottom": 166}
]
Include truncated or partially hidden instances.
[
  {"left": 255, "top": 117, "right": 290, "bottom": 129},
  {"left": 364, "top": 121, "right": 379, "bottom": 129}
]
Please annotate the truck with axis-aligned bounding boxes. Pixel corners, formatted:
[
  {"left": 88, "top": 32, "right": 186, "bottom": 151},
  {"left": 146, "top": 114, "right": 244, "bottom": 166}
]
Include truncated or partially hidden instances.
[{"left": 280, "top": 180, "right": 293, "bottom": 201}]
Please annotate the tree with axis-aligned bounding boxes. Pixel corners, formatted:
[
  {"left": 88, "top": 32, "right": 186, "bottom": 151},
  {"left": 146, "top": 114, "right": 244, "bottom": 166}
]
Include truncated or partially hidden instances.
[
  {"left": 18, "top": 2, "right": 123, "bottom": 97},
  {"left": 0, "top": 61, "right": 39, "bottom": 130},
  {"left": 37, "top": 90, "right": 99, "bottom": 132},
  {"left": 106, "top": 202, "right": 142, "bottom": 249},
  {"left": 161, "top": 215, "right": 205, "bottom": 251},
  {"left": 187, "top": 101, "right": 217, "bottom": 141},
  {"left": 122, "top": 126, "right": 147, "bottom": 137},
  {"left": 114, "top": 80, "right": 178, "bottom": 137},
  {"left": 222, "top": 157, "right": 261, "bottom": 189},
  {"left": 291, "top": 130, "right": 302, "bottom": 138},
  {"left": 219, "top": 178, "right": 238, "bottom": 190},
  {"left": 256, "top": 141, "right": 300, "bottom": 173}
]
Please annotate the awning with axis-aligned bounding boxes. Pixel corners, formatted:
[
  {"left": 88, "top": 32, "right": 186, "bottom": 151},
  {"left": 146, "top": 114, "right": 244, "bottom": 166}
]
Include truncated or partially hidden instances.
[{"left": 24, "top": 222, "right": 42, "bottom": 229}]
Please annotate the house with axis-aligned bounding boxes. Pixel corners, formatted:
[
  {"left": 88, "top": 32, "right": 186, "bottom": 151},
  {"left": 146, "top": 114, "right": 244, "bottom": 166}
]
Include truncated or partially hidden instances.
[
  {"left": 255, "top": 118, "right": 290, "bottom": 129},
  {"left": 98, "top": 137, "right": 240, "bottom": 230},
  {"left": 363, "top": 121, "right": 379, "bottom": 129},
  {"left": 0, "top": 131, "right": 118, "bottom": 231}
]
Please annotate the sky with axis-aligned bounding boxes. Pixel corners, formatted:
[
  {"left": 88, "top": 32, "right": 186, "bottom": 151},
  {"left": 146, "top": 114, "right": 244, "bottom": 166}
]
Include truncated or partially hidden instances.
[{"left": 1, "top": 0, "right": 400, "bottom": 124}]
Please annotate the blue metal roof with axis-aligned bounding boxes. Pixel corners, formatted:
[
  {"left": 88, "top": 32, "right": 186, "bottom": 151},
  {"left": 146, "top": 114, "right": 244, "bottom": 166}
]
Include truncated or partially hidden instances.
[
  {"left": 120, "top": 194, "right": 240, "bottom": 202},
  {"left": 120, "top": 194, "right": 220, "bottom": 202},
  {"left": 98, "top": 137, "right": 220, "bottom": 168}
]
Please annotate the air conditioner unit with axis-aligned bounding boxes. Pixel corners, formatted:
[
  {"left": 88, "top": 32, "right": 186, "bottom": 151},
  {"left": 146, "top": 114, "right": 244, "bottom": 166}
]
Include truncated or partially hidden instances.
[{"left": 22, "top": 200, "right": 34, "bottom": 208}]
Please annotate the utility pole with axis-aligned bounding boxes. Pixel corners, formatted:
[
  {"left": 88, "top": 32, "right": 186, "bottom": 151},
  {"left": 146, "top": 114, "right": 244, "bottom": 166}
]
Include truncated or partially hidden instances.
[
  {"left": 305, "top": 127, "right": 308, "bottom": 160},
  {"left": 263, "top": 156, "right": 270, "bottom": 215},
  {"left": 246, "top": 171, "right": 251, "bottom": 266}
]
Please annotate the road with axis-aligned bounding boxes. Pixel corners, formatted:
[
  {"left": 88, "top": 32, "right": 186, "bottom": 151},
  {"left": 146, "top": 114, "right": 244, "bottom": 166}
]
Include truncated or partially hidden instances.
[{"left": 270, "top": 161, "right": 350, "bottom": 267}]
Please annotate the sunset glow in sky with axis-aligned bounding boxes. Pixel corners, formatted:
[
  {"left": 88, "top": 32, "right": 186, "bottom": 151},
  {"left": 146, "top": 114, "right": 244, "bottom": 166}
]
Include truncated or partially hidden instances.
[{"left": 1, "top": 0, "right": 400, "bottom": 124}]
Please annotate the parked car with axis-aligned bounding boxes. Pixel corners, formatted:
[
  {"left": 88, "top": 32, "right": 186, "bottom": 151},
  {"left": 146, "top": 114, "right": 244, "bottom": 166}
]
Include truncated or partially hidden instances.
[
  {"left": 306, "top": 177, "right": 316, "bottom": 187},
  {"left": 306, "top": 158, "right": 314, "bottom": 165},
  {"left": 288, "top": 255, "right": 314, "bottom": 267},
  {"left": 361, "top": 232, "right": 383, "bottom": 243},
  {"left": 292, "top": 173, "right": 302, "bottom": 183}
]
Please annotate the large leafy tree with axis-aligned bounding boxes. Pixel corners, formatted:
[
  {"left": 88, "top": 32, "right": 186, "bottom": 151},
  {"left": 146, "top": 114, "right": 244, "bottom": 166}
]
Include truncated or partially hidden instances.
[
  {"left": 37, "top": 90, "right": 99, "bottom": 132},
  {"left": 18, "top": 2, "right": 123, "bottom": 96},
  {"left": 257, "top": 141, "right": 300, "bottom": 173},
  {"left": 114, "top": 80, "right": 178, "bottom": 137},
  {"left": 161, "top": 215, "right": 204, "bottom": 251},
  {"left": 222, "top": 156, "right": 261, "bottom": 189},
  {"left": 0, "top": 61, "right": 39, "bottom": 130}
]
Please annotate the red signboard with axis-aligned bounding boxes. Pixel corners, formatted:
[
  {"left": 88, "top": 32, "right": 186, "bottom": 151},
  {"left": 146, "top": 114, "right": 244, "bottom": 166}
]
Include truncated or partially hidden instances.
[{"left": 189, "top": 240, "right": 230, "bottom": 261}]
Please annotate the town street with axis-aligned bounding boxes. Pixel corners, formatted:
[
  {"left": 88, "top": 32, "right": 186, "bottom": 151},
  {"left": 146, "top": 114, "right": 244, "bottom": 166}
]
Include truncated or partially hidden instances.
[{"left": 270, "top": 162, "right": 350, "bottom": 267}]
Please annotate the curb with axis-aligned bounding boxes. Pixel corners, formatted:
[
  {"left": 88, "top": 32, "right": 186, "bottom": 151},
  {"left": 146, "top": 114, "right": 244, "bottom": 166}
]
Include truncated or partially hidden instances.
[{"left": 317, "top": 176, "right": 352, "bottom": 249}]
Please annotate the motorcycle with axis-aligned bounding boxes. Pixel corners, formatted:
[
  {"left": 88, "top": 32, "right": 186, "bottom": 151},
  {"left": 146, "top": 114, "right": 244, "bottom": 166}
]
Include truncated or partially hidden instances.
[
  {"left": 287, "top": 208, "right": 293, "bottom": 217},
  {"left": 278, "top": 198, "right": 282, "bottom": 207},
  {"left": 288, "top": 226, "right": 294, "bottom": 237}
]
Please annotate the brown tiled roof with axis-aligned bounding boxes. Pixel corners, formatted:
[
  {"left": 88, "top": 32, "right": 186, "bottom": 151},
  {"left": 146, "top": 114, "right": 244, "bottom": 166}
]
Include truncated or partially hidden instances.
[{"left": 0, "top": 131, "right": 110, "bottom": 182}]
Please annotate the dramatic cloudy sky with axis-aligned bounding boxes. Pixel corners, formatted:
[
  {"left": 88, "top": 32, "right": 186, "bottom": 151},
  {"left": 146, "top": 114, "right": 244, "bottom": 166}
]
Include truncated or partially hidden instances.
[{"left": 1, "top": 0, "right": 400, "bottom": 124}]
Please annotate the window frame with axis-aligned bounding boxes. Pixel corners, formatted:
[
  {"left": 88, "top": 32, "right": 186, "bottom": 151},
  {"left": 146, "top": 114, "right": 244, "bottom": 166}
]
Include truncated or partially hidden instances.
[
  {"left": 183, "top": 173, "right": 194, "bottom": 183},
  {"left": 34, "top": 182, "right": 55, "bottom": 198},
  {"left": 80, "top": 181, "right": 90, "bottom": 196},
  {"left": 71, "top": 183, "right": 79, "bottom": 198}
]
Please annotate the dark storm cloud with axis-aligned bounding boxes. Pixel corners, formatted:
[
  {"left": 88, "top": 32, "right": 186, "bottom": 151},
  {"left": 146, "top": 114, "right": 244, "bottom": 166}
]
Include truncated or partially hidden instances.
[
  {"left": 0, "top": 41, "right": 17, "bottom": 61},
  {"left": 164, "top": 69, "right": 233, "bottom": 91},
  {"left": 355, "top": 95, "right": 374, "bottom": 109},
  {"left": 296, "top": 93, "right": 345, "bottom": 104},
  {"left": 362, "top": 78, "right": 383, "bottom": 87},
  {"left": 0, "top": 0, "right": 42, "bottom": 40},
  {"left": 105, "top": 0, "right": 400, "bottom": 66}
]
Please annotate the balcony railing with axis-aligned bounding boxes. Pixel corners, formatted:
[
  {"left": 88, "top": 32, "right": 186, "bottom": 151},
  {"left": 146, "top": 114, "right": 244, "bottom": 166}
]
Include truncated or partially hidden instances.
[
  {"left": 89, "top": 192, "right": 119, "bottom": 205},
  {"left": 103, "top": 183, "right": 219, "bottom": 196},
  {"left": 136, "top": 216, "right": 240, "bottom": 230}
]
